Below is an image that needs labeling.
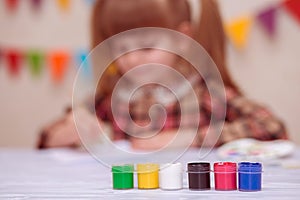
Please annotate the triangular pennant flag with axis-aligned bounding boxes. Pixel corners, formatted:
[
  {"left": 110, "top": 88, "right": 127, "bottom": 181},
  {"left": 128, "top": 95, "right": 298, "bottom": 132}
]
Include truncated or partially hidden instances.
[
  {"left": 85, "top": 0, "right": 95, "bottom": 6},
  {"left": 31, "top": 0, "right": 42, "bottom": 11},
  {"left": 27, "top": 50, "right": 44, "bottom": 77},
  {"left": 0, "top": 48, "right": 2, "bottom": 63},
  {"left": 284, "top": 0, "right": 300, "bottom": 24},
  {"left": 49, "top": 51, "right": 70, "bottom": 83},
  {"left": 57, "top": 0, "right": 70, "bottom": 11},
  {"left": 76, "top": 50, "right": 92, "bottom": 78},
  {"left": 226, "top": 16, "right": 253, "bottom": 49},
  {"left": 5, "top": 0, "right": 19, "bottom": 12},
  {"left": 257, "top": 6, "right": 278, "bottom": 37},
  {"left": 6, "top": 49, "right": 22, "bottom": 77}
]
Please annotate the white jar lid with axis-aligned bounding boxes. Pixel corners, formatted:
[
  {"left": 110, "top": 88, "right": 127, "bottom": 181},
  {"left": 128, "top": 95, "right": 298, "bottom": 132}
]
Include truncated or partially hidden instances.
[{"left": 159, "top": 163, "right": 183, "bottom": 190}]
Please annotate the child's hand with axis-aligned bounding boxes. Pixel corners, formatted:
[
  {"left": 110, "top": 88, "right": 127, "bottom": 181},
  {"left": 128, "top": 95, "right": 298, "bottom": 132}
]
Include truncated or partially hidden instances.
[
  {"left": 37, "top": 107, "right": 106, "bottom": 149},
  {"left": 130, "top": 129, "right": 199, "bottom": 150},
  {"left": 37, "top": 112, "right": 80, "bottom": 149}
]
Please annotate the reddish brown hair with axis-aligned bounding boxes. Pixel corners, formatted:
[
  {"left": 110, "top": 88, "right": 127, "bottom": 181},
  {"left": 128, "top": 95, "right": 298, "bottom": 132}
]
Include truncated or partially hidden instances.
[{"left": 91, "top": 0, "right": 240, "bottom": 98}]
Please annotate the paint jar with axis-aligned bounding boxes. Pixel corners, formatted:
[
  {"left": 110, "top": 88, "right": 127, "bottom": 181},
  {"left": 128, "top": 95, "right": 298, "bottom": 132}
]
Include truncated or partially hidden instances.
[
  {"left": 214, "top": 162, "right": 237, "bottom": 190},
  {"left": 111, "top": 164, "right": 134, "bottom": 189},
  {"left": 137, "top": 163, "right": 159, "bottom": 189},
  {"left": 187, "top": 162, "right": 211, "bottom": 190},
  {"left": 159, "top": 163, "right": 183, "bottom": 190},
  {"left": 238, "top": 162, "right": 262, "bottom": 192}
]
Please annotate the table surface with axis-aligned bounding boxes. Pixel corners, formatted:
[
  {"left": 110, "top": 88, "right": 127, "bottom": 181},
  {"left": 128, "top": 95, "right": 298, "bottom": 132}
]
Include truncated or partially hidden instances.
[{"left": 1, "top": 145, "right": 300, "bottom": 199}]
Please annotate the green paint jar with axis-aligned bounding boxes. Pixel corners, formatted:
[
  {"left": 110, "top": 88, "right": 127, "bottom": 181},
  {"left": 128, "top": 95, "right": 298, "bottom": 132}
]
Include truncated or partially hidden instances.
[{"left": 112, "top": 164, "right": 134, "bottom": 189}]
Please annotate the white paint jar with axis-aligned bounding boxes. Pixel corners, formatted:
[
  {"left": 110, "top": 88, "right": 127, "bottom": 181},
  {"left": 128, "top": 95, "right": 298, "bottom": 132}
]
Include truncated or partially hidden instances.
[{"left": 159, "top": 163, "right": 183, "bottom": 190}]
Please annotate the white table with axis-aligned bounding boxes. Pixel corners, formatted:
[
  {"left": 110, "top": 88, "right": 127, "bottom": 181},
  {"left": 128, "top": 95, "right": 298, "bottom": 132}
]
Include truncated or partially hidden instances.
[{"left": 1, "top": 146, "right": 300, "bottom": 199}]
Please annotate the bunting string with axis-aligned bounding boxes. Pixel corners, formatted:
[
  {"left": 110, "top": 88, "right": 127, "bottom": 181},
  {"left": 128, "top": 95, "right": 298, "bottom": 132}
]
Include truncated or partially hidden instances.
[
  {"left": 225, "top": 0, "right": 300, "bottom": 49},
  {"left": 4, "top": 0, "right": 95, "bottom": 13},
  {"left": 1, "top": 0, "right": 300, "bottom": 82},
  {"left": 0, "top": 47, "right": 91, "bottom": 82}
]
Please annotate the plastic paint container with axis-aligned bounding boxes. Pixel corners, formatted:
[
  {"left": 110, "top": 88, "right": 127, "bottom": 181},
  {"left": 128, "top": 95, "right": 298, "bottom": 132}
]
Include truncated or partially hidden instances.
[
  {"left": 238, "top": 162, "right": 262, "bottom": 192},
  {"left": 112, "top": 164, "right": 134, "bottom": 189},
  {"left": 159, "top": 163, "right": 183, "bottom": 190},
  {"left": 187, "top": 162, "right": 211, "bottom": 190},
  {"left": 137, "top": 163, "right": 159, "bottom": 189},
  {"left": 214, "top": 162, "right": 237, "bottom": 190}
]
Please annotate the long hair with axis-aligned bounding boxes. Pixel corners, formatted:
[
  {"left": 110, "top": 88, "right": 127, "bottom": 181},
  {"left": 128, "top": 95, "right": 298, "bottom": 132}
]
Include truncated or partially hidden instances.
[{"left": 91, "top": 0, "right": 240, "bottom": 99}]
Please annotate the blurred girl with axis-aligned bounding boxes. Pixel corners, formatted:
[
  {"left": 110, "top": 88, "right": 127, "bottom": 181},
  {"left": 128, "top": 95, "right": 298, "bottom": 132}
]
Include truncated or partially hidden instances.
[{"left": 38, "top": 0, "right": 288, "bottom": 149}]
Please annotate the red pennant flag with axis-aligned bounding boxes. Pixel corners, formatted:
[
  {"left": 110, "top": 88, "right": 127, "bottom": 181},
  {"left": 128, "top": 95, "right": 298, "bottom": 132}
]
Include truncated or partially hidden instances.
[
  {"left": 284, "top": 0, "right": 300, "bottom": 24},
  {"left": 6, "top": 49, "right": 22, "bottom": 77},
  {"left": 0, "top": 48, "right": 2, "bottom": 63},
  {"left": 5, "top": 0, "right": 19, "bottom": 12},
  {"left": 49, "top": 51, "right": 70, "bottom": 83},
  {"left": 257, "top": 6, "right": 278, "bottom": 37}
]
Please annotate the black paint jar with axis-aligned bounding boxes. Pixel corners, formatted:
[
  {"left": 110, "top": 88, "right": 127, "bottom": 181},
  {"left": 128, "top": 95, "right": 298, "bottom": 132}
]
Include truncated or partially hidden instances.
[{"left": 187, "top": 162, "right": 211, "bottom": 190}]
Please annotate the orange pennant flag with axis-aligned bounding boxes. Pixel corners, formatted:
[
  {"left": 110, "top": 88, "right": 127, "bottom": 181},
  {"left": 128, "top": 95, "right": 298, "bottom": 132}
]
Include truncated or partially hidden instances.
[
  {"left": 57, "top": 0, "right": 70, "bottom": 11},
  {"left": 49, "top": 51, "right": 70, "bottom": 83},
  {"left": 225, "top": 16, "right": 253, "bottom": 49}
]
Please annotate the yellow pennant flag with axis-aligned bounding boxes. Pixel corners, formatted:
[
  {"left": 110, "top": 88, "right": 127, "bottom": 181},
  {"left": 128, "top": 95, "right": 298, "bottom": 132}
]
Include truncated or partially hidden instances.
[
  {"left": 225, "top": 16, "right": 253, "bottom": 49},
  {"left": 57, "top": 0, "right": 70, "bottom": 11}
]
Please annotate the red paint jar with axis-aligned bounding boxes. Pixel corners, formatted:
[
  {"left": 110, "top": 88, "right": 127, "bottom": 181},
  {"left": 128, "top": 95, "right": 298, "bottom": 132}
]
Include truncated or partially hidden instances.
[{"left": 214, "top": 162, "right": 237, "bottom": 190}]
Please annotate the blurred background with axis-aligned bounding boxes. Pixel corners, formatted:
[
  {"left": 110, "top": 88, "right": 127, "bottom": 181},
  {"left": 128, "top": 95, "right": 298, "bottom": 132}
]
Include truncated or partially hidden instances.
[{"left": 0, "top": 0, "right": 299, "bottom": 148}]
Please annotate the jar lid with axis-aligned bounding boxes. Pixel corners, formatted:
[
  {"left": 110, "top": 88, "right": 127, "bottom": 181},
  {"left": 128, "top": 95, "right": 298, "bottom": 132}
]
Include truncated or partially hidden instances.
[
  {"left": 238, "top": 162, "right": 262, "bottom": 172},
  {"left": 214, "top": 162, "right": 236, "bottom": 172},
  {"left": 112, "top": 164, "right": 134, "bottom": 173},
  {"left": 187, "top": 162, "right": 210, "bottom": 172},
  {"left": 137, "top": 163, "right": 159, "bottom": 173},
  {"left": 160, "top": 163, "right": 182, "bottom": 173}
]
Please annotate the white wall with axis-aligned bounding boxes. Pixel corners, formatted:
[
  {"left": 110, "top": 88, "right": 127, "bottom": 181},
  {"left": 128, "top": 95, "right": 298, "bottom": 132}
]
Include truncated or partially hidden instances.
[
  {"left": 0, "top": 0, "right": 299, "bottom": 148},
  {"left": 0, "top": 0, "right": 91, "bottom": 147},
  {"left": 219, "top": 0, "right": 300, "bottom": 143}
]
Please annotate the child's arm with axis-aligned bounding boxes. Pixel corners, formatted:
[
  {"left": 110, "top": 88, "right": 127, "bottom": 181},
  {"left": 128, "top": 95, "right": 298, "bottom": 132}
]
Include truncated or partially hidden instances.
[
  {"left": 128, "top": 87, "right": 288, "bottom": 150},
  {"left": 200, "top": 87, "right": 288, "bottom": 146},
  {"left": 130, "top": 128, "right": 199, "bottom": 150},
  {"left": 37, "top": 110, "right": 80, "bottom": 149},
  {"left": 220, "top": 98, "right": 287, "bottom": 144},
  {"left": 37, "top": 106, "right": 108, "bottom": 149}
]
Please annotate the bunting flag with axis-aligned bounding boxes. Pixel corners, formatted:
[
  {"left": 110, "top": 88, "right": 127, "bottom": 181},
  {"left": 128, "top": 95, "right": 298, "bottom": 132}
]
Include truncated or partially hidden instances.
[
  {"left": 76, "top": 50, "right": 92, "bottom": 78},
  {"left": 0, "top": 49, "right": 2, "bottom": 63},
  {"left": 1, "top": 0, "right": 300, "bottom": 79},
  {"left": 6, "top": 50, "right": 22, "bottom": 77},
  {"left": 225, "top": 16, "right": 253, "bottom": 49},
  {"left": 0, "top": 46, "right": 88, "bottom": 83},
  {"left": 27, "top": 51, "right": 44, "bottom": 77},
  {"left": 5, "top": 0, "right": 19, "bottom": 12},
  {"left": 31, "top": 0, "right": 42, "bottom": 11},
  {"left": 284, "top": 0, "right": 300, "bottom": 24},
  {"left": 49, "top": 51, "right": 70, "bottom": 82},
  {"left": 85, "top": 0, "right": 95, "bottom": 6},
  {"left": 257, "top": 6, "right": 278, "bottom": 37},
  {"left": 57, "top": 0, "right": 70, "bottom": 11}
]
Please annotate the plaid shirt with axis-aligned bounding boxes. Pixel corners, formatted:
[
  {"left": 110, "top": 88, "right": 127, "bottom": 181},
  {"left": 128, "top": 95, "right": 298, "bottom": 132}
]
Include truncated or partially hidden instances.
[{"left": 96, "top": 80, "right": 288, "bottom": 146}]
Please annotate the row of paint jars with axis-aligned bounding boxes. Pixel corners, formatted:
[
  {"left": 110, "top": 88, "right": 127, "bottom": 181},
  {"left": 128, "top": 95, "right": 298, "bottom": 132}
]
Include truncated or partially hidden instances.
[{"left": 111, "top": 162, "right": 262, "bottom": 191}]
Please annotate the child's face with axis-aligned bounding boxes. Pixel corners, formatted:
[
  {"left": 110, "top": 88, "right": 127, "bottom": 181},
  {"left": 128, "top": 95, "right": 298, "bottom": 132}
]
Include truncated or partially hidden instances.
[{"left": 111, "top": 33, "right": 178, "bottom": 84}]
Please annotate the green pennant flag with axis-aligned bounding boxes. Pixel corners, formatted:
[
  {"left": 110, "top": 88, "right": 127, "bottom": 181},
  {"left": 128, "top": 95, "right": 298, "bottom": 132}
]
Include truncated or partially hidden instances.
[{"left": 27, "top": 51, "right": 44, "bottom": 77}]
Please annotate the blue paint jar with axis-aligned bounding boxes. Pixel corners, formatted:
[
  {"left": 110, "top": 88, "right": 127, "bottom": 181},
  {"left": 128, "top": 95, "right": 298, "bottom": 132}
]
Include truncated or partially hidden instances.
[{"left": 238, "top": 162, "right": 262, "bottom": 192}]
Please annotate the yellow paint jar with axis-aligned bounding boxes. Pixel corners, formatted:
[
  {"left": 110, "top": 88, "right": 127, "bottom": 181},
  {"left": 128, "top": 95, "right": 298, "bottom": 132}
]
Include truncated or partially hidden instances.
[{"left": 137, "top": 163, "right": 159, "bottom": 189}]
